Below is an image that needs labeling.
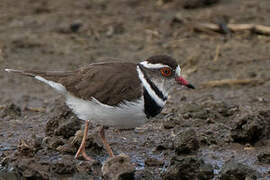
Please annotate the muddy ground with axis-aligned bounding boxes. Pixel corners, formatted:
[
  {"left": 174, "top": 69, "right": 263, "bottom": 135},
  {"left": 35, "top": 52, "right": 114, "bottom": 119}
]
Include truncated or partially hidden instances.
[{"left": 0, "top": 0, "right": 270, "bottom": 179}]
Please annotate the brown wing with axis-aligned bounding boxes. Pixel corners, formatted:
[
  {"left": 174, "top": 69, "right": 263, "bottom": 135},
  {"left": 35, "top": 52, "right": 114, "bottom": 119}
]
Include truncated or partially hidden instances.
[
  {"left": 6, "top": 62, "right": 142, "bottom": 106},
  {"left": 57, "top": 62, "right": 142, "bottom": 106}
]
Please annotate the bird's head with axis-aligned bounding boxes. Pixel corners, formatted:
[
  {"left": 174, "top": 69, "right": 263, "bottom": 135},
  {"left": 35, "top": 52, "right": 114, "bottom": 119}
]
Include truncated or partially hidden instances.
[{"left": 137, "top": 55, "right": 194, "bottom": 98}]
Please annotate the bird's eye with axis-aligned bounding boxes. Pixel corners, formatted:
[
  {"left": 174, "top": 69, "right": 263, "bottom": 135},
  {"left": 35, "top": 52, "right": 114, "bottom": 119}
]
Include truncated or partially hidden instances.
[{"left": 160, "top": 67, "right": 172, "bottom": 77}]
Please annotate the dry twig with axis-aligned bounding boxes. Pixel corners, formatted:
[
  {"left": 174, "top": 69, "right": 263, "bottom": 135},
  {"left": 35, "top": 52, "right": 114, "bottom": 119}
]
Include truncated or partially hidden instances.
[
  {"left": 202, "top": 78, "right": 264, "bottom": 88},
  {"left": 213, "top": 44, "right": 221, "bottom": 62},
  {"left": 193, "top": 22, "right": 270, "bottom": 35}
]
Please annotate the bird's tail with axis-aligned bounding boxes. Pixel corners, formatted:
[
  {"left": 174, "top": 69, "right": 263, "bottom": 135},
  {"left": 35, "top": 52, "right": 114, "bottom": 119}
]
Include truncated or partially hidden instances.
[
  {"left": 5, "top": 68, "right": 72, "bottom": 93},
  {"left": 5, "top": 68, "right": 73, "bottom": 78},
  {"left": 5, "top": 68, "right": 36, "bottom": 77}
]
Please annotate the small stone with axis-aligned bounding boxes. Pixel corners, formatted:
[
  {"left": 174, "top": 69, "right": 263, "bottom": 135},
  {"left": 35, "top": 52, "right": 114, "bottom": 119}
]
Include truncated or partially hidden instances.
[
  {"left": 102, "top": 154, "right": 135, "bottom": 180},
  {"left": 171, "top": 13, "right": 184, "bottom": 26},
  {"left": 70, "top": 23, "right": 82, "bottom": 33}
]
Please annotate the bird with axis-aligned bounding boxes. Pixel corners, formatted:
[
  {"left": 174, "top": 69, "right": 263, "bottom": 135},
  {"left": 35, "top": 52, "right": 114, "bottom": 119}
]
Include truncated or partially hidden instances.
[{"left": 5, "top": 55, "right": 194, "bottom": 161}]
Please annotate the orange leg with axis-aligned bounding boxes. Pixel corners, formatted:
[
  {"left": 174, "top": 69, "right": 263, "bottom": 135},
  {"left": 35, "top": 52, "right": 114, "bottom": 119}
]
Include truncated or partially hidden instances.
[
  {"left": 99, "top": 126, "right": 114, "bottom": 157},
  {"left": 74, "top": 120, "right": 94, "bottom": 161}
]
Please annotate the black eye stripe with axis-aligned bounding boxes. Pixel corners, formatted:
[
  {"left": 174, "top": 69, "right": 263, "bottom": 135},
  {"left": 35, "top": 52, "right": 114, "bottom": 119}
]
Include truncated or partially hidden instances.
[{"left": 138, "top": 64, "right": 167, "bottom": 101}]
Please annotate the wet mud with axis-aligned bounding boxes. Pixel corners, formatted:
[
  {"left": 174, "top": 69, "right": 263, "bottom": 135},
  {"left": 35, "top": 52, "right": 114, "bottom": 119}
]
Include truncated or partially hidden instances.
[{"left": 1, "top": 0, "right": 270, "bottom": 179}]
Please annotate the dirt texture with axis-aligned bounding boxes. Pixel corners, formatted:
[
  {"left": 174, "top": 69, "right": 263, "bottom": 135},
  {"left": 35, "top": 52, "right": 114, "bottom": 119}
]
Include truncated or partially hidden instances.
[
  {"left": 102, "top": 154, "right": 135, "bottom": 180},
  {"left": 0, "top": 0, "right": 270, "bottom": 179}
]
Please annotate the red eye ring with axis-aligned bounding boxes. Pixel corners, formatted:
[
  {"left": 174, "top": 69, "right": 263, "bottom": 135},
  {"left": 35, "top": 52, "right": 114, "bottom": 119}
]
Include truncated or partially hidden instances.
[{"left": 160, "top": 67, "right": 172, "bottom": 77}]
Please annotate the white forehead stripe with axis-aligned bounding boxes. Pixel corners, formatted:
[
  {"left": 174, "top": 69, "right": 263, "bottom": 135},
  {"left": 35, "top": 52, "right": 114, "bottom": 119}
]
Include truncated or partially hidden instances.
[
  {"left": 136, "top": 66, "right": 166, "bottom": 107},
  {"left": 140, "top": 61, "right": 170, "bottom": 69},
  {"left": 176, "top": 65, "right": 181, "bottom": 77}
]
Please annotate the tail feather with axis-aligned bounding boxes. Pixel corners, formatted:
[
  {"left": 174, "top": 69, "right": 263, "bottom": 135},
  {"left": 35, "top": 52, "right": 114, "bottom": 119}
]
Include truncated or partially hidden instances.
[
  {"left": 5, "top": 68, "right": 35, "bottom": 77},
  {"left": 5, "top": 68, "right": 73, "bottom": 77},
  {"left": 5, "top": 68, "right": 71, "bottom": 94}
]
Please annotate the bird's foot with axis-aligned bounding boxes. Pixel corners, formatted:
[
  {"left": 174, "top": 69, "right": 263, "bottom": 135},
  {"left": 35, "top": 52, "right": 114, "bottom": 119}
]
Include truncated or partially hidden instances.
[{"left": 74, "top": 146, "right": 94, "bottom": 161}]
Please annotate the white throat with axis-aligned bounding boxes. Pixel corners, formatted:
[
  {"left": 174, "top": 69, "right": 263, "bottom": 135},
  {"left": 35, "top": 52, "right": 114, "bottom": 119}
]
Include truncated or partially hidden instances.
[{"left": 136, "top": 65, "right": 166, "bottom": 107}]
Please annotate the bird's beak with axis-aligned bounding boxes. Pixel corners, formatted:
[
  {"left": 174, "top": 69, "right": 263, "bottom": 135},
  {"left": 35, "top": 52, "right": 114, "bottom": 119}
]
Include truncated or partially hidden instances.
[{"left": 175, "top": 76, "right": 195, "bottom": 89}]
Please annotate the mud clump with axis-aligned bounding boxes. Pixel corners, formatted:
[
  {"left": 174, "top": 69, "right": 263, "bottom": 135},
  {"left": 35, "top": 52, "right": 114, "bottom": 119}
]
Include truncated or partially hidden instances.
[
  {"left": 16, "top": 137, "right": 42, "bottom": 157},
  {"left": 49, "top": 155, "right": 76, "bottom": 175},
  {"left": 231, "top": 110, "right": 270, "bottom": 144},
  {"left": 42, "top": 136, "right": 66, "bottom": 150},
  {"left": 182, "top": 103, "right": 210, "bottom": 120},
  {"left": 135, "top": 169, "right": 154, "bottom": 179},
  {"left": 257, "top": 152, "right": 270, "bottom": 164},
  {"left": 162, "top": 155, "right": 214, "bottom": 180},
  {"left": 102, "top": 154, "right": 135, "bottom": 180},
  {"left": 70, "top": 129, "right": 103, "bottom": 155},
  {"left": 219, "top": 160, "right": 261, "bottom": 180},
  {"left": 0, "top": 102, "right": 104, "bottom": 179},
  {"left": 165, "top": 101, "right": 237, "bottom": 146},
  {"left": 163, "top": 115, "right": 183, "bottom": 129},
  {"left": 54, "top": 117, "right": 81, "bottom": 138},
  {"left": 45, "top": 107, "right": 81, "bottom": 138},
  {"left": 1, "top": 0, "right": 270, "bottom": 179},
  {"left": 0, "top": 171, "right": 23, "bottom": 180},
  {"left": 0, "top": 103, "right": 21, "bottom": 119},
  {"left": 174, "top": 128, "right": 199, "bottom": 155},
  {"left": 2, "top": 145, "right": 102, "bottom": 179},
  {"left": 44, "top": 103, "right": 103, "bottom": 155},
  {"left": 145, "top": 157, "right": 164, "bottom": 167}
]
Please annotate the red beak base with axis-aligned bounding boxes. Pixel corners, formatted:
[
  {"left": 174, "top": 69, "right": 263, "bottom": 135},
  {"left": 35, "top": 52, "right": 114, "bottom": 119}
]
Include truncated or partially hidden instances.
[{"left": 176, "top": 77, "right": 195, "bottom": 89}]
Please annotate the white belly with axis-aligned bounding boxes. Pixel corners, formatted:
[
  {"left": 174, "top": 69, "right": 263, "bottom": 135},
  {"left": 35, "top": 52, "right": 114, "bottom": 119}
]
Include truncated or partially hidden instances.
[
  {"left": 65, "top": 94, "right": 146, "bottom": 129},
  {"left": 33, "top": 76, "right": 147, "bottom": 128}
]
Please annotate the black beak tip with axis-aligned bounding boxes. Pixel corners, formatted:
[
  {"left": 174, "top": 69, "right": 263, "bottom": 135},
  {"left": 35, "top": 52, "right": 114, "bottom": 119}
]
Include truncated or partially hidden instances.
[{"left": 186, "top": 84, "right": 195, "bottom": 89}]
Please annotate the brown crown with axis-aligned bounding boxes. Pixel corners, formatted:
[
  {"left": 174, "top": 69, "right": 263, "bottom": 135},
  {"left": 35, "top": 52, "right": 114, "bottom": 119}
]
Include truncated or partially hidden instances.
[{"left": 146, "top": 55, "right": 178, "bottom": 70}]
